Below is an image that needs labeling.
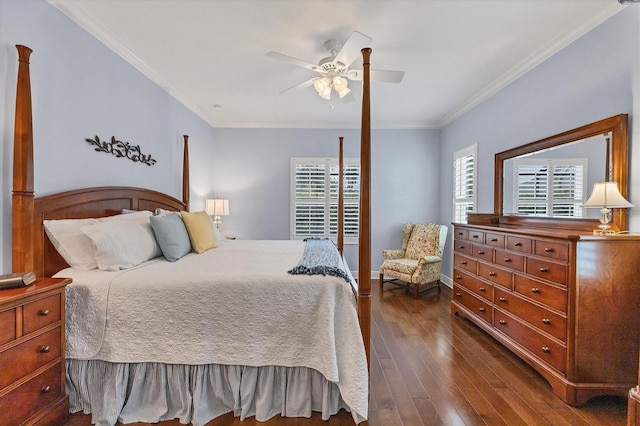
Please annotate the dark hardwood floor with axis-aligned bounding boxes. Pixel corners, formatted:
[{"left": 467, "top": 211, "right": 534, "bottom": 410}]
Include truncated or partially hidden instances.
[{"left": 64, "top": 281, "right": 627, "bottom": 426}]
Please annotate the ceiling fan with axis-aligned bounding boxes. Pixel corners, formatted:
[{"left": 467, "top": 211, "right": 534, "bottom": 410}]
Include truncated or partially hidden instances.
[{"left": 266, "top": 30, "right": 405, "bottom": 101}]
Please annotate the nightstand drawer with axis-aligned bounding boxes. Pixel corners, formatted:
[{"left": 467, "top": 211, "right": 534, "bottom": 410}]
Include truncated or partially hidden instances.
[
  {"left": 0, "top": 327, "right": 61, "bottom": 391},
  {"left": 0, "top": 308, "right": 16, "bottom": 345},
  {"left": 0, "top": 362, "right": 63, "bottom": 425},
  {"left": 23, "top": 294, "right": 61, "bottom": 335}
]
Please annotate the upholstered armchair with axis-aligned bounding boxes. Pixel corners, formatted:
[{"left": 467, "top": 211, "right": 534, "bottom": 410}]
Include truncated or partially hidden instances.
[{"left": 379, "top": 223, "right": 448, "bottom": 298}]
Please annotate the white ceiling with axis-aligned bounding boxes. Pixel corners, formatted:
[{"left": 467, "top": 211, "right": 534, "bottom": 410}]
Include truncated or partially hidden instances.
[{"left": 49, "top": 0, "right": 624, "bottom": 129}]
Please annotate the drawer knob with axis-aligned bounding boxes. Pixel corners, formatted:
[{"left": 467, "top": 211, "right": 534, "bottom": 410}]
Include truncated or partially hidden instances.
[
  {"left": 514, "top": 242, "right": 522, "bottom": 247},
  {"left": 539, "top": 267, "right": 548, "bottom": 273},
  {"left": 489, "top": 272, "right": 496, "bottom": 277},
  {"left": 498, "top": 319, "right": 506, "bottom": 325},
  {"left": 531, "top": 287, "right": 540, "bottom": 293},
  {"left": 541, "top": 346, "right": 550, "bottom": 353},
  {"left": 478, "top": 307, "right": 485, "bottom": 312},
  {"left": 461, "top": 261, "right": 467, "bottom": 265},
  {"left": 544, "top": 247, "right": 554, "bottom": 253},
  {"left": 499, "top": 297, "right": 507, "bottom": 302},
  {"left": 504, "top": 258, "right": 511, "bottom": 262},
  {"left": 40, "top": 345, "right": 51, "bottom": 353},
  {"left": 455, "top": 292, "right": 461, "bottom": 297},
  {"left": 457, "top": 232, "right": 463, "bottom": 236},
  {"left": 490, "top": 238, "right": 498, "bottom": 242},
  {"left": 41, "top": 385, "right": 51, "bottom": 393},
  {"left": 39, "top": 309, "right": 50, "bottom": 316},
  {"left": 479, "top": 287, "right": 486, "bottom": 292},
  {"left": 472, "top": 235, "right": 479, "bottom": 239},
  {"left": 458, "top": 246, "right": 465, "bottom": 250},
  {"left": 542, "top": 318, "right": 551, "bottom": 325},
  {"left": 478, "top": 251, "right": 485, "bottom": 255},
  {"left": 455, "top": 275, "right": 462, "bottom": 280}
]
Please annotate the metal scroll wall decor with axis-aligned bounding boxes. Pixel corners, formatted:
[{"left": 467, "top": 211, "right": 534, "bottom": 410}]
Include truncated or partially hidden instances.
[{"left": 85, "top": 135, "right": 157, "bottom": 166}]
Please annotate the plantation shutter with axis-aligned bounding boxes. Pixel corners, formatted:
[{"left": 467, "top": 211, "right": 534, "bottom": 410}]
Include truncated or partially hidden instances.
[{"left": 453, "top": 145, "right": 477, "bottom": 223}]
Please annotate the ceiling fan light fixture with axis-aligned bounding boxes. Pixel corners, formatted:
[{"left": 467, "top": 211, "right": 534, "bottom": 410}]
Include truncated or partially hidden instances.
[
  {"left": 313, "top": 77, "right": 331, "bottom": 93},
  {"left": 337, "top": 86, "right": 351, "bottom": 99},
  {"left": 320, "top": 86, "right": 332, "bottom": 100}
]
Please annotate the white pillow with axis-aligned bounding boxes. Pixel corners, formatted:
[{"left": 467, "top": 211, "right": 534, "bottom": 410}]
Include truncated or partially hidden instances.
[
  {"left": 81, "top": 219, "right": 161, "bottom": 271},
  {"left": 43, "top": 210, "right": 153, "bottom": 270},
  {"left": 44, "top": 217, "right": 102, "bottom": 270}
]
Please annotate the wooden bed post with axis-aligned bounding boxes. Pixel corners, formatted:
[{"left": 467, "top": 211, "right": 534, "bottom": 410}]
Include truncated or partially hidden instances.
[
  {"left": 182, "top": 135, "right": 190, "bottom": 211},
  {"left": 358, "top": 48, "right": 372, "bottom": 370},
  {"left": 12, "top": 45, "right": 35, "bottom": 274},
  {"left": 338, "top": 136, "right": 344, "bottom": 255}
]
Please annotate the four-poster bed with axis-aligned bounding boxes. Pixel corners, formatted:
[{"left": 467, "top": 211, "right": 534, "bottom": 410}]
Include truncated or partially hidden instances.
[{"left": 8, "top": 44, "right": 373, "bottom": 425}]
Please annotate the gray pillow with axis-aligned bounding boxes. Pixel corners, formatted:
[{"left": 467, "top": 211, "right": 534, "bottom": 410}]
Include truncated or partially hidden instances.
[{"left": 150, "top": 213, "right": 192, "bottom": 261}]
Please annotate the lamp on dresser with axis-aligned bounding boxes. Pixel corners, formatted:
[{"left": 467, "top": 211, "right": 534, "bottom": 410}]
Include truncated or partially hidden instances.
[
  {"left": 582, "top": 182, "right": 633, "bottom": 235},
  {"left": 206, "top": 198, "right": 229, "bottom": 230}
]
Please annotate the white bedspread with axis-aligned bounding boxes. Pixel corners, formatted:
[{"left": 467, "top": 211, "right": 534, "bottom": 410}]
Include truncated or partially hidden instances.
[{"left": 55, "top": 239, "right": 368, "bottom": 423}]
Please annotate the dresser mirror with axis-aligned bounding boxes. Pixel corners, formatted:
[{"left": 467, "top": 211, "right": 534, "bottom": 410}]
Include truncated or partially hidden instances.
[{"left": 494, "top": 114, "right": 629, "bottom": 231}]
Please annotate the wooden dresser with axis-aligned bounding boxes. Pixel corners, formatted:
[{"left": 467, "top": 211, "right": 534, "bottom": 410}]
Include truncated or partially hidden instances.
[
  {"left": 0, "top": 277, "right": 71, "bottom": 425},
  {"left": 451, "top": 222, "right": 640, "bottom": 406}
]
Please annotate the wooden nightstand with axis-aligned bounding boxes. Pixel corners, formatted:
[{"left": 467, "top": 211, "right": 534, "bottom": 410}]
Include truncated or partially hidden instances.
[{"left": 0, "top": 277, "right": 71, "bottom": 425}]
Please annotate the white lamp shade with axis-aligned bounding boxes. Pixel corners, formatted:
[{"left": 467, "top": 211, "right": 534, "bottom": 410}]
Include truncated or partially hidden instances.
[
  {"left": 205, "top": 199, "right": 229, "bottom": 216},
  {"left": 582, "top": 182, "right": 633, "bottom": 208}
]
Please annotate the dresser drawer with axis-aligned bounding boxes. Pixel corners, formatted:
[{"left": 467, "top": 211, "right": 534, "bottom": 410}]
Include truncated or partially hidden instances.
[
  {"left": 526, "top": 257, "right": 568, "bottom": 285},
  {"left": 471, "top": 244, "right": 493, "bottom": 262},
  {"left": 0, "top": 327, "right": 61, "bottom": 391},
  {"left": 485, "top": 232, "right": 505, "bottom": 248},
  {"left": 494, "top": 310, "right": 566, "bottom": 374},
  {"left": 454, "top": 239, "right": 472, "bottom": 255},
  {"left": 454, "top": 254, "right": 477, "bottom": 274},
  {"left": 0, "top": 308, "right": 16, "bottom": 345},
  {"left": 23, "top": 294, "right": 61, "bottom": 335},
  {"left": 513, "top": 274, "right": 567, "bottom": 313},
  {"left": 506, "top": 236, "right": 532, "bottom": 253},
  {"left": 468, "top": 230, "right": 484, "bottom": 243},
  {"left": 453, "top": 285, "right": 492, "bottom": 324},
  {"left": 453, "top": 269, "right": 492, "bottom": 302},
  {"left": 494, "top": 249, "right": 524, "bottom": 272},
  {"left": 0, "top": 362, "right": 63, "bottom": 425},
  {"left": 494, "top": 287, "right": 566, "bottom": 342},
  {"left": 534, "top": 240, "right": 569, "bottom": 261},
  {"left": 478, "top": 262, "right": 513, "bottom": 290},
  {"left": 453, "top": 228, "right": 468, "bottom": 240}
]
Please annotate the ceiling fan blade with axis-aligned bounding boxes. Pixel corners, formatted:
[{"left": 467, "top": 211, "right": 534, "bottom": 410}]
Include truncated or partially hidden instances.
[
  {"left": 333, "top": 31, "right": 373, "bottom": 67},
  {"left": 279, "top": 78, "right": 316, "bottom": 94},
  {"left": 265, "top": 51, "right": 319, "bottom": 71},
  {"left": 347, "top": 69, "right": 405, "bottom": 83}
]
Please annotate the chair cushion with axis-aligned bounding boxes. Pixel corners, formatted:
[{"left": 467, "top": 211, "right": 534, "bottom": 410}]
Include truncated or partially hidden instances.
[
  {"left": 405, "top": 224, "right": 440, "bottom": 260},
  {"left": 381, "top": 258, "right": 419, "bottom": 276}
]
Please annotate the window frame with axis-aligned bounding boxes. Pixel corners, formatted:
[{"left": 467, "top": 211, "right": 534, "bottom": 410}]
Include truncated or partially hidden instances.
[
  {"left": 453, "top": 144, "right": 477, "bottom": 224},
  {"left": 290, "top": 157, "right": 360, "bottom": 243}
]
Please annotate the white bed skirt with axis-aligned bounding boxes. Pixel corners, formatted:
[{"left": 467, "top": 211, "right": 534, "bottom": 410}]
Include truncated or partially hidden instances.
[{"left": 66, "top": 360, "right": 354, "bottom": 426}]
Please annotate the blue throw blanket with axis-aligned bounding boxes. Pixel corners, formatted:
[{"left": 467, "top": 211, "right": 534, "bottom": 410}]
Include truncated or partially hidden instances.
[{"left": 288, "top": 238, "right": 350, "bottom": 282}]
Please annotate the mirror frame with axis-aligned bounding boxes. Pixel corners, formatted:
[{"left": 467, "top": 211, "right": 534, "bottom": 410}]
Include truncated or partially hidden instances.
[{"left": 494, "top": 114, "right": 629, "bottom": 232}]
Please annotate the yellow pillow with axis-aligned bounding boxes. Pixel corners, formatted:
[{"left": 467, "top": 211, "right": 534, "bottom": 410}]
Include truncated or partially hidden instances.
[{"left": 180, "top": 211, "right": 219, "bottom": 253}]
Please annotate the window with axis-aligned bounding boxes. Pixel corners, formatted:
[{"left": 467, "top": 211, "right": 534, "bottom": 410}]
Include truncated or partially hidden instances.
[
  {"left": 513, "top": 158, "right": 587, "bottom": 217},
  {"left": 453, "top": 145, "right": 477, "bottom": 223},
  {"left": 290, "top": 157, "right": 360, "bottom": 242}
]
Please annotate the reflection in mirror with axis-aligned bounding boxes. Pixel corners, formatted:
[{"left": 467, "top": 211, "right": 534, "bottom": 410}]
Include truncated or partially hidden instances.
[
  {"left": 494, "top": 114, "right": 628, "bottom": 231},
  {"left": 502, "top": 133, "right": 610, "bottom": 219}
]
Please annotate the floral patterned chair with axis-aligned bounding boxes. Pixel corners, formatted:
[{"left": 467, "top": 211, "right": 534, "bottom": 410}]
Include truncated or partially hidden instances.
[{"left": 379, "top": 223, "right": 448, "bottom": 298}]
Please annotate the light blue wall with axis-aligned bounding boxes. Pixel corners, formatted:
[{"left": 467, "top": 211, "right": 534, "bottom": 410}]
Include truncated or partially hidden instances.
[
  {"left": 0, "top": 0, "right": 215, "bottom": 272},
  {"left": 439, "top": 7, "right": 640, "bottom": 282},
  {"left": 198, "top": 127, "right": 441, "bottom": 269}
]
